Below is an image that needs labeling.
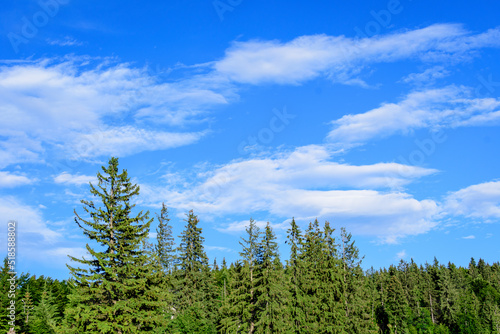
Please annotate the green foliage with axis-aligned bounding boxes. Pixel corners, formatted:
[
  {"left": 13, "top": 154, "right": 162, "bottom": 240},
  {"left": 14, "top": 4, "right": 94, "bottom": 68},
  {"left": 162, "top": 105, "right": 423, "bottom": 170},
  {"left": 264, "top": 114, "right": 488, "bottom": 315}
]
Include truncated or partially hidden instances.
[
  {"left": 30, "top": 283, "right": 60, "bottom": 334},
  {"left": 63, "top": 157, "right": 167, "bottom": 333},
  {"left": 155, "top": 202, "right": 176, "bottom": 274},
  {"left": 171, "top": 210, "right": 218, "bottom": 332}
]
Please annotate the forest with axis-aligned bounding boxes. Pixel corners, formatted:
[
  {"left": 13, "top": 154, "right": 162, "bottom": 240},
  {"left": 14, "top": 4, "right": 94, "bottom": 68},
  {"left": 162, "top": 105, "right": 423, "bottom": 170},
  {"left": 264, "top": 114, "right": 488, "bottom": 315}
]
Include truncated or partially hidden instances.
[{"left": 1, "top": 157, "right": 499, "bottom": 334}]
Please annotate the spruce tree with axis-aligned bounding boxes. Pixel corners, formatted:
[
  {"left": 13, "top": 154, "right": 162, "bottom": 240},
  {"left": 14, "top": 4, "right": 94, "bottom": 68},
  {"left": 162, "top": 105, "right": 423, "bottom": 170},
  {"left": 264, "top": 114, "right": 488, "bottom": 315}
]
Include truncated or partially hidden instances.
[
  {"left": 155, "top": 202, "right": 175, "bottom": 274},
  {"left": 0, "top": 258, "right": 13, "bottom": 333},
  {"left": 340, "top": 227, "right": 377, "bottom": 333},
  {"left": 254, "top": 222, "right": 290, "bottom": 333},
  {"left": 285, "top": 218, "right": 306, "bottom": 333},
  {"left": 298, "top": 220, "right": 323, "bottom": 332},
  {"left": 171, "top": 210, "right": 217, "bottom": 333},
  {"left": 63, "top": 157, "right": 167, "bottom": 333},
  {"left": 30, "top": 283, "right": 60, "bottom": 334}
]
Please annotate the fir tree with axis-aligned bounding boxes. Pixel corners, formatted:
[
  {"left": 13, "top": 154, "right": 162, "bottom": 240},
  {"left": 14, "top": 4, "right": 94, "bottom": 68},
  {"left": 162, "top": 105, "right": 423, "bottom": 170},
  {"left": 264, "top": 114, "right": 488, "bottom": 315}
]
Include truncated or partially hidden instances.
[{"left": 63, "top": 157, "right": 167, "bottom": 334}]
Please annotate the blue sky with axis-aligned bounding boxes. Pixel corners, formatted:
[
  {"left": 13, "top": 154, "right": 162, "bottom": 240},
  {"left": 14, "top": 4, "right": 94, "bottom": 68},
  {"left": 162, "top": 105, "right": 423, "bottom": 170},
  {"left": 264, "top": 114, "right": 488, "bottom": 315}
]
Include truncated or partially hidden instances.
[{"left": 1, "top": 0, "right": 500, "bottom": 280}]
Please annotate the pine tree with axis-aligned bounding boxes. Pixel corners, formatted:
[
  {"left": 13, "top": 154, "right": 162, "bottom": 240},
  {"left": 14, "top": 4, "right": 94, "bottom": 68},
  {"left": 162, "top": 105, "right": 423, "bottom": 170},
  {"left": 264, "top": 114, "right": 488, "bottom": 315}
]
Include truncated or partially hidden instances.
[
  {"left": 63, "top": 157, "right": 167, "bottom": 333},
  {"left": 155, "top": 202, "right": 175, "bottom": 274}
]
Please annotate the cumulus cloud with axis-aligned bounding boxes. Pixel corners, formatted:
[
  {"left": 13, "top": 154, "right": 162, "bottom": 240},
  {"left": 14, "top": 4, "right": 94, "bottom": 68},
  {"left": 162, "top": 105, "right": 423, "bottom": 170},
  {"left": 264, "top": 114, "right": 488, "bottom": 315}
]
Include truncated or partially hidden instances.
[
  {"left": 327, "top": 86, "right": 500, "bottom": 146},
  {"left": 214, "top": 24, "right": 500, "bottom": 85}
]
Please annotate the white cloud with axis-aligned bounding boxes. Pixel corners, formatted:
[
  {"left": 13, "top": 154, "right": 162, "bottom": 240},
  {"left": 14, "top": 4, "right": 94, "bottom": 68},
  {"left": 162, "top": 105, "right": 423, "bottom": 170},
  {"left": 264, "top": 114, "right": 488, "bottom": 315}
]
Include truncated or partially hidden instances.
[
  {"left": 0, "top": 58, "right": 227, "bottom": 167},
  {"left": 205, "top": 245, "right": 234, "bottom": 252},
  {"left": 54, "top": 172, "right": 96, "bottom": 186},
  {"left": 0, "top": 196, "right": 61, "bottom": 243},
  {"left": 462, "top": 235, "right": 476, "bottom": 239},
  {"left": 0, "top": 171, "right": 34, "bottom": 187},
  {"left": 327, "top": 86, "right": 500, "bottom": 146},
  {"left": 401, "top": 66, "right": 450, "bottom": 85},
  {"left": 45, "top": 247, "right": 88, "bottom": 259},
  {"left": 216, "top": 219, "right": 288, "bottom": 234},
  {"left": 445, "top": 181, "right": 500, "bottom": 218},
  {"left": 141, "top": 145, "right": 439, "bottom": 243},
  {"left": 46, "top": 37, "right": 84, "bottom": 47},
  {"left": 396, "top": 250, "right": 407, "bottom": 260},
  {"left": 76, "top": 126, "right": 206, "bottom": 158},
  {"left": 214, "top": 24, "right": 500, "bottom": 85}
]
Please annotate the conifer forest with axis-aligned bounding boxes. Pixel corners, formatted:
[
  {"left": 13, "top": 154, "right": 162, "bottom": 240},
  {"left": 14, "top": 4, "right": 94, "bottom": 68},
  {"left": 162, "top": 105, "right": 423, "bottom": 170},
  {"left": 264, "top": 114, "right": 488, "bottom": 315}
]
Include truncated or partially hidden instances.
[{"left": 2, "top": 158, "right": 499, "bottom": 334}]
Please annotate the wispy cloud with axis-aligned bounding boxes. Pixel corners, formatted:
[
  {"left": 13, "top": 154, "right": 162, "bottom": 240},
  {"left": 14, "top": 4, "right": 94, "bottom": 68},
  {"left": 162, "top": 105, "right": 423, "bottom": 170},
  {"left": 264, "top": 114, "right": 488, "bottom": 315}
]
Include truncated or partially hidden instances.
[
  {"left": 445, "top": 181, "right": 500, "bottom": 218},
  {"left": 396, "top": 250, "right": 407, "bottom": 260},
  {"left": 462, "top": 235, "right": 476, "bottom": 239},
  {"left": 214, "top": 24, "right": 500, "bottom": 85},
  {"left": 0, "top": 196, "right": 61, "bottom": 243},
  {"left": 327, "top": 86, "right": 500, "bottom": 146},
  {"left": 0, "top": 58, "right": 228, "bottom": 167},
  {"left": 53, "top": 172, "right": 96, "bottom": 186},
  {"left": 46, "top": 37, "right": 84, "bottom": 47},
  {"left": 0, "top": 171, "right": 34, "bottom": 187},
  {"left": 401, "top": 66, "right": 450, "bottom": 85}
]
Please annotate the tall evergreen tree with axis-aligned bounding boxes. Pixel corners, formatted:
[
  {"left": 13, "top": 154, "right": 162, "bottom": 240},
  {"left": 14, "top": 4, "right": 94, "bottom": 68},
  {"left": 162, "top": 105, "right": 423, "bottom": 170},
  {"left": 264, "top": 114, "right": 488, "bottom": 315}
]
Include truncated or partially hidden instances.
[
  {"left": 171, "top": 210, "right": 217, "bottom": 333},
  {"left": 285, "top": 218, "right": 306, "bottom": 333},
  {"left": 340, "top": 227, "right": 377, "bottom": 333},
  {"left": 254, "top": 222, "right": 290, "bottom": 333},
  {"left": 63, "top": 157, "right": 167, "bottom": 334},
  {"left": 155, "top": 202, "right": 175, "bottom": 274}
]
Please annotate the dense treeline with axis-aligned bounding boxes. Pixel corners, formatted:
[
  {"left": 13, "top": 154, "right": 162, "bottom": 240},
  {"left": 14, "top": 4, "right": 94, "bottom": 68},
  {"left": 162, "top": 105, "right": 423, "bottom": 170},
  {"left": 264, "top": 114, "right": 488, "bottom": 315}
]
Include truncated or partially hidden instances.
[{"left": 2, "top": 157, "right": 499, "bottom": 333}]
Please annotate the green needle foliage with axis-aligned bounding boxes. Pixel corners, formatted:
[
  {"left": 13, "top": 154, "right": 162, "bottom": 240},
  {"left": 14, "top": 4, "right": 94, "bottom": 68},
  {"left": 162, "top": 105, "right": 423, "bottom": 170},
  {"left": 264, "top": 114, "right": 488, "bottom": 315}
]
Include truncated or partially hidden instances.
[
  {"left": 171, "top": 210, "right": 218, "bottom": 333},
  {"left": 155, "top": 203, "right": 175, "bottom": 274},
  {"left": 63, "top": 157, "right": 167, "bottom": 334}
]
